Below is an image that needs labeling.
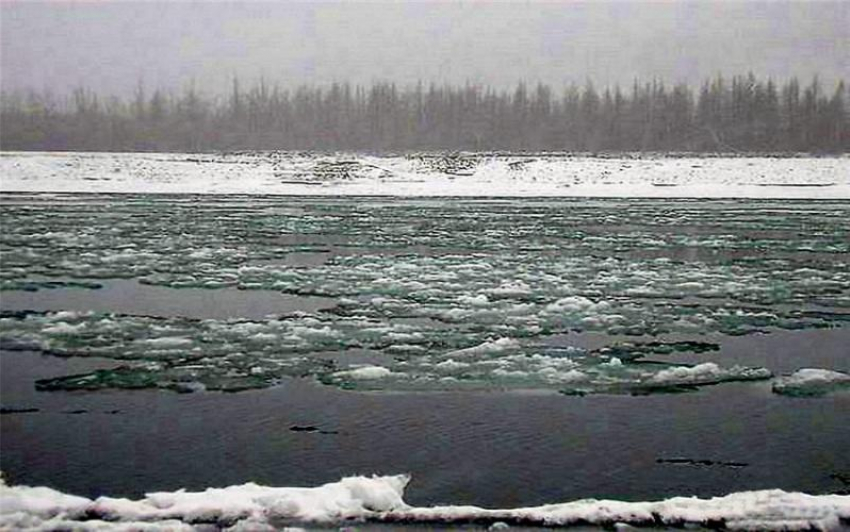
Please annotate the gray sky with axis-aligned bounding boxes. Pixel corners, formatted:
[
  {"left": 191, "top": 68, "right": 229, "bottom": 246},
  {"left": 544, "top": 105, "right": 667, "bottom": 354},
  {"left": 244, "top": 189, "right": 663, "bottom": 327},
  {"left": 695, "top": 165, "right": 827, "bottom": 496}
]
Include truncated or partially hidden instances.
[{"left": 1, "top": 1, "right": 848, "bottom": 96}]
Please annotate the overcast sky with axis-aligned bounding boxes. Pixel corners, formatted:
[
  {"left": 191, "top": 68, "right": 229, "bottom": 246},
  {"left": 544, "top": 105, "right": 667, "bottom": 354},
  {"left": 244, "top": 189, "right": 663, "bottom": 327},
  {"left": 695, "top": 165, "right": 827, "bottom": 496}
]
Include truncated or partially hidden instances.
[{"left": 1, "top": 1, "right": 848, "bottom": 96}]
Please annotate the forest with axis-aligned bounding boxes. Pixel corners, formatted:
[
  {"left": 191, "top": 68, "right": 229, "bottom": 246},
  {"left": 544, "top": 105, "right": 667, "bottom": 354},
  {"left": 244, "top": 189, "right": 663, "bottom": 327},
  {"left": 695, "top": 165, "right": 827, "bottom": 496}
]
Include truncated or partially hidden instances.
[{"left": 1, "top": 74, "right": 847, "bottom": 153}]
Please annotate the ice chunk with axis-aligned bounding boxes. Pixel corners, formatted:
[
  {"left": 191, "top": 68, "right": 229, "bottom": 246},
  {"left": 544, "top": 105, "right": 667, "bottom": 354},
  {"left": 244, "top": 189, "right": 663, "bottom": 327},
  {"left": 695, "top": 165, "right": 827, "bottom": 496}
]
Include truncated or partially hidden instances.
[
  {"left": 545, "top": 296, "right": 609, "bottom": 314},
  {"left": 650, "top": 363, "right": 772, "bottom": 386},
  {"left": 487, "top": 281, "right": 531, "bottom": 298},
  {"left": 443, "top": 338, "right": 521, "bottom": 358},
  {"left": 458, "top": 294, "right": 490, "bottom": 307},
  {"left": 537, "top": 367, "right": 588, "bottom": 383},
  {"left": 337, "top": 366, "right": 393, "bottom": 380},
  {"left": 42, "top": 321, "right": 87, "bottom": 335},
  {"left": 772, "top": 368, "right": 850, "bottom": 397},
  {"left": 138, "top": 337, "right": 194, "bottom": 348},
  {"left": 435, "top": 359, "right": 470, "bottom": 371}
]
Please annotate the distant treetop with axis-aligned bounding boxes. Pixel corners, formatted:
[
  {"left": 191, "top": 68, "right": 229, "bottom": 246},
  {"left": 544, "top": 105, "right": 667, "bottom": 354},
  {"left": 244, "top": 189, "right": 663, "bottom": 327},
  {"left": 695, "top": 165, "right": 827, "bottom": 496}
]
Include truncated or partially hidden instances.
[{"left": 1, "top": 75, "right": 847, "bottom": 153}]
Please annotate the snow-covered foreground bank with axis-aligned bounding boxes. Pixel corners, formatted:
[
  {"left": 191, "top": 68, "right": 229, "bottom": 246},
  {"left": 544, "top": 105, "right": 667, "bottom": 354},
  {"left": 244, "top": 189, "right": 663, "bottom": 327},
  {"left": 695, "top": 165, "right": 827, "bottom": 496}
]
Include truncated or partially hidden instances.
[
  {"left": 1, "top": 151, "right": 849, "bottom": 198},
  {"left": 2, "top": 474, "right": 849, "bottom": 531}
]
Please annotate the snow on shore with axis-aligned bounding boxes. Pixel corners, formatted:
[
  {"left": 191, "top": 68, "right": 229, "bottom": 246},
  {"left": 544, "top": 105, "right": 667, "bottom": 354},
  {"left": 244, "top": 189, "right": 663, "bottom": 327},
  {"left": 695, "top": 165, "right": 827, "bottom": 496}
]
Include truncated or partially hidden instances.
[
  {"left": 2, "top": 473, "right": 849, "bottom": 531},
  {"left": 1, "top": 151, "right": 848, "bottom": 198}
]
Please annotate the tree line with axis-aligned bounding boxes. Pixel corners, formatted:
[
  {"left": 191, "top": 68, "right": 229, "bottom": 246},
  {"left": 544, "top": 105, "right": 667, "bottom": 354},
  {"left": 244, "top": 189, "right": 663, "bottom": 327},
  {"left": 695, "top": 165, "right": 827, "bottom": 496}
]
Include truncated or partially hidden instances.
[{"left": 1, "top": 74, "right": 847, "bottom": 153}]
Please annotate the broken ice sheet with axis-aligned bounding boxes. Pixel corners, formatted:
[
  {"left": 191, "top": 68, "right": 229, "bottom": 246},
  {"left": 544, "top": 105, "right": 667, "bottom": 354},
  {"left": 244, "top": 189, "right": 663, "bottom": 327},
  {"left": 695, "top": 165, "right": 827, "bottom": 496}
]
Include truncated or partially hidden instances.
[
  {"left": 2, "top": 198, "right": 849, "bottom": 313},
  {"left": 1, "top": 197, "right": 847, "bottom": 395},
  {"left": 0, "top": 310, "right": 772, "bottom": 394}
]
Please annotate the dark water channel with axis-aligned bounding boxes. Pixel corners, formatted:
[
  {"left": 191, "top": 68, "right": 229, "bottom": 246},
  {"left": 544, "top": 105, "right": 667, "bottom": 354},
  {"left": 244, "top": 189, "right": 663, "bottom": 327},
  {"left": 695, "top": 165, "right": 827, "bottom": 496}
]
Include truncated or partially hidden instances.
[
  {"left": 0, "top": 279, "right": 336, "bottom": 320},
  {"left": 3, "top": 347, "right": 849, "bottom": 508}
]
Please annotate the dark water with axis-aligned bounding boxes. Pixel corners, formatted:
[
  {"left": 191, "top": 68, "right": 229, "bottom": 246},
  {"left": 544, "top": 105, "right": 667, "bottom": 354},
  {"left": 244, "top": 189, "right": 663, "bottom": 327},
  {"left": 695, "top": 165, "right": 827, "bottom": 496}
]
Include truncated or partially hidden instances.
[
  {"left": 1, "top": 194, "right": 849, "bottom": 509},
  {"left": 2, "top": 348, "right": 850, "bottom": 508},
  {"left": 0, "top": 279, "right": 336, "bottom": 320}
]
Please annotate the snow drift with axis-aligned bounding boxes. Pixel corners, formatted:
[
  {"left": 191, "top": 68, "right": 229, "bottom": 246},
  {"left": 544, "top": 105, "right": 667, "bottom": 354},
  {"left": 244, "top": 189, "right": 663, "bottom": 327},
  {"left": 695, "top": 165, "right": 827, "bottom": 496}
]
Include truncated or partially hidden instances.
[{"left": 2, "top": 473, "right": 849, "bottom": 531}]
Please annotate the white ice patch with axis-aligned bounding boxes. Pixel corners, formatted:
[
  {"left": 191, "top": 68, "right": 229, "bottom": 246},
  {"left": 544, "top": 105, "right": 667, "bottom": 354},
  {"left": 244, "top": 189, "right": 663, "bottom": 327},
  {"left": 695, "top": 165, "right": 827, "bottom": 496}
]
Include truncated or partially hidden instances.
[
  {"left": 2, "top": 473, "right": 848, "bottom": 531},
  {"left": 336, "top": 366, "right": 393, "bottom": 380},
  {"left": 290, "top": 325, "right": 340, "bottom": 342},
  {"left": 650, "top": 363, "right": 772, "bottom": 386},
  {"left": 434, "top": 359, "right": 471, "bottom": 371},
  {"left": 443, "top": 338, "right": 521, "bottom": 358},
  {"left": 138, "top": 337, "right": 194, "bottom": 348},
  {"left": 545, "top": 296, "right": 610, "bottom": 314},
  {"left": 537, "top": 367, "right": 588, "bottom": 384},
  {"left": 458, "top": 294, "right": 490, "bottom": 307},
  {"left": 772, "top": 368, "right": 850, "bottom": 396},
  {"left": 486, "top": 281, "right": 532, "bottom": 298},
  {"left": 42, "top": 322, "right": 87, "bottom": 335}
]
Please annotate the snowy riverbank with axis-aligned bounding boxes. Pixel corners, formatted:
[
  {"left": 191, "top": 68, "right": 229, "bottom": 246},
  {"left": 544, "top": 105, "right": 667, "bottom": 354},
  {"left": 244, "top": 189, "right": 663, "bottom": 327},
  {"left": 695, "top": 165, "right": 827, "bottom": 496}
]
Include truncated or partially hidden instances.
[
  {"left": 2, "top": 151, "right": 849, "bottom": 198},
  {"left": 3, "top": 473, "right": 849, "bottom": 531}
]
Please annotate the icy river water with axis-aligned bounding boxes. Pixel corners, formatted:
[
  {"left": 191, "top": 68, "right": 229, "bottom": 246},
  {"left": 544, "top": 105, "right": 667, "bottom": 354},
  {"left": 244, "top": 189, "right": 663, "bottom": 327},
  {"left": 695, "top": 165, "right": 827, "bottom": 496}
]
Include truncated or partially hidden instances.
[{"left": 1, "top": 193, "right": 849, "bottom": 528}]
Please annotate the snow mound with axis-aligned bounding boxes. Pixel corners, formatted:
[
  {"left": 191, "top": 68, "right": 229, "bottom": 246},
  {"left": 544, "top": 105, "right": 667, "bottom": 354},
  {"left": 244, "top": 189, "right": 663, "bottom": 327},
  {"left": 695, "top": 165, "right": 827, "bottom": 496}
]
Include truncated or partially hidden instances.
[
  {"left": 0, "top": 475, "right": 90, "bottom": 521},
  {"left": 2, "top": 473, "right": 849, "bottom": 531},
  {"left": 772, "top": 368, "right": 850, "bottom": 397},
  {"left": 0, "top": 473, "right": 408, "bottom": 530}
]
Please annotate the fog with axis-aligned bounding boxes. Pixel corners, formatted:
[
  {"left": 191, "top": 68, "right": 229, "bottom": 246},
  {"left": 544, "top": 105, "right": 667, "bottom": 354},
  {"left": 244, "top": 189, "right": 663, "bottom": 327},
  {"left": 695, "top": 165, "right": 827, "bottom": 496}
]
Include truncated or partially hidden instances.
[{"left": 2, "top": 1, "right": 848, "bottom": 96}]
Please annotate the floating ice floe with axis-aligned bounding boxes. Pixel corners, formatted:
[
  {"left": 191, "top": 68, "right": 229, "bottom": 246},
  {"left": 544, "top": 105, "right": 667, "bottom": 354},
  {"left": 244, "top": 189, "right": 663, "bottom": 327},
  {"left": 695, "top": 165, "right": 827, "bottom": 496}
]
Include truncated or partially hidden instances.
[
  {"left": 650, "top": 362, "right": 772, "bottom": 386},
  {"left": 0, "top": 309, "right": 778, "bottom": 394},
  {"left": 1, "top": 196, "right": 849, "bottom": 394},
  {"left": 3, "top": 200, "right": 849, "bottom": 334},
  {"left": 772, "top": 368, "right": 850, "bottom": 397},
  {"left": 2, "top": 473, "right": 849, "bottom": 531},
  {"left": 334, "top": 365, "right": 393, "bottom": 380},
  {"left": 442, "top": 338, "right": 521, "bottom": 358}
]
